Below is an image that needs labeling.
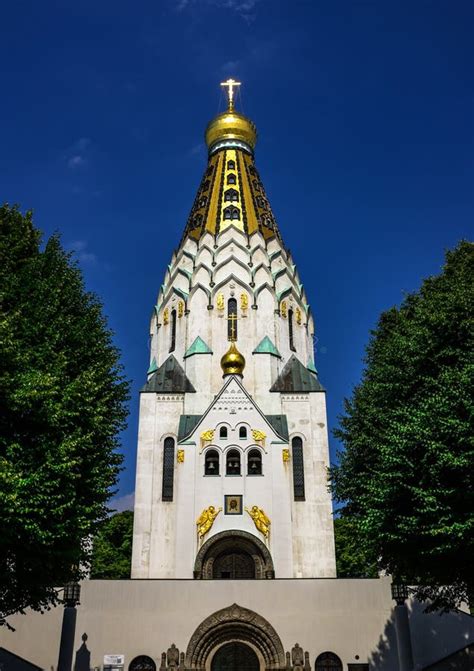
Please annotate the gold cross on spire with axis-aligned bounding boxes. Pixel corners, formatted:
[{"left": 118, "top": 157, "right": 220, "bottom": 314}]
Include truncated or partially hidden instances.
[{"left": 221, "top": 78, "right": 241, "bottom": 112}]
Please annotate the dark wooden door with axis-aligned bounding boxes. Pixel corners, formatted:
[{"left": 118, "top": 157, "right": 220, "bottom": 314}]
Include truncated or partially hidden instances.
[
  {"left": 212, "top": 551, "right": 255, "bottom": 579},
  {"left": 211, "top": 643, "right": 259, "bottom": 671}
]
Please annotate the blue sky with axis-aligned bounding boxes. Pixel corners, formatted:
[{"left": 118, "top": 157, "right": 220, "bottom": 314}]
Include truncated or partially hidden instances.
[{"left": 1, "top": 1, "right": 472, "bottom": 510}]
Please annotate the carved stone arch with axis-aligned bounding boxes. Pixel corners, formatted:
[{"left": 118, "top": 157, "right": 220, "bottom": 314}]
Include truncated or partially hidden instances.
[
  {"left": 277, "top": 286, "right": 302, "bottom": 305},
  {"left": 216, "top": 222, "right": 248, "bottom": 244},
  {"left": 211, "top": 274, "right": 254, "bottom": 302},
  {"left": 162, "top": 286, "right": 189, "bottom": 309},
  {"left": 168, "top": 266, "right": 192, "bottom": 290},
  {"left": 217, "top": 236, "right": 250, "bottom": 259},
  {"left": 192, "top": 262, "right": 213, "bottom": 283},
  {"left": 213, "top": 256, "right": 252, "bottom": 283},
  {"left": 254, "top": 282, "right": 276, "bottom": 307},
  {"left": 185, "top": 603, "right": 285, "bottom": 670},
  {"left": 273, "top": 266, "right": 290, "bottom": 283},
  {"left": 193, "top": 530, "right": 275, "bottom": 581},
  {"left": 251, "top": 262, "right": 273, "bottom": 282},
  {"left": 189, "top": 283, "right": 212, "bottom": 303}
]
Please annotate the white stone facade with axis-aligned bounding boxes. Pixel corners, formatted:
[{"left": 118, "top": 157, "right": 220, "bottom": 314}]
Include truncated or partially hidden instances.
[{"left": 132, "top": 195, "right": 336, "bottom": 579}]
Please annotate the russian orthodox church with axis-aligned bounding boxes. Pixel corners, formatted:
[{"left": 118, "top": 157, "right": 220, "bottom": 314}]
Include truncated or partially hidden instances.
[
  {"left": 2, "top": 82, "right": 474, "bottom": 671},
  {"left": 131, "top": 79, "right": 336, "bottom": 582}
]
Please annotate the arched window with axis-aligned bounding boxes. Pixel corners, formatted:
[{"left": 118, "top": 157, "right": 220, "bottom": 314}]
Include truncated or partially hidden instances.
[
  {"left": 198, "top": 196, "right": 207, "bottom": 208},
  {"left": 226, "top": 449, "right": 241, "bottom": 475},
  {"left": 227, "top": 298, "right": 237, "bottom": 341},
  {"left": 227, "top": 160, "right": 236, "bottom": 170},
  {"left": 247, "top": 449, "right": 262, "bottom": 475},
  {"left": 224, "top": 188, "right": 239, "bottom": 203},
  {"left": 227, "top": 173, "right": 237, "bottom": 185},
  {"left": 315, "top": 652, "right": 343, "bottom": 671},
  {"left": 219, "top": 426, "right": 228, "bottom": 439},
  {"left": 288, "top": 308, "right": 296, "bottom": 352},
  {"left": 162, "top": 437, "right": 175, "bottom": 501},
  {"left": 205, "top": 449, "right": 220, "bottom": 475},
  {"left": 223, "top": 205, "right": 240, "bottom": 221},
  {"left": 169, "top": 309, "right": 177, "bottom": 352},
  {"left": 292, "top": 436, "right": 305, "bottom": 501},
  {"left": 239, "top": 426, "right": 247, "bottom": 440},
  {"left": 129, "top": 656, "right": 156, "bottom": 671}
]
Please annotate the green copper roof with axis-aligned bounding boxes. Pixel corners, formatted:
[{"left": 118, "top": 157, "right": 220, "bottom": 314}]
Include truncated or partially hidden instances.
[
  {"left": 184, "top": 336, "right": 213, "bottom": 358},
  {"left": 141, "top": 355, "right": 195, "bottom": 393},
  {"left": 270, "top": 355, "right": 325, "bottom": 393},
  {"left": 147, "top": 357, "right": 158, "bottom": 374},
  {"left": 178, "top": 414, "right": 202, "bottom": 441},
  {"left": 307, "top": 359, "right": 318, "bottom": 374},
  {"left": 253, "top": 336, "right": 281, "bottom": 358}
]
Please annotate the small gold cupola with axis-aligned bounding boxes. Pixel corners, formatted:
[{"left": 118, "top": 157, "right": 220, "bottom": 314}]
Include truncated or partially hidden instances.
[
  {"left": 205, "top": 79, "right": 257, "bottom": 154},
  {"left": 220, "top": 341, "right": 246, "bottom": 377}
]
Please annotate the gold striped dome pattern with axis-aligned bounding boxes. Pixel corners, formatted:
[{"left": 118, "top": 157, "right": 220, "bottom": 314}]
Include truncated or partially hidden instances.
[{"left": 183, "top": 82, "right": 282, "bottom": 245}]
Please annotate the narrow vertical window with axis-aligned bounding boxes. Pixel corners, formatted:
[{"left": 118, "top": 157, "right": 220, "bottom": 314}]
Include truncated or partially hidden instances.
[
  {"left": 169, "top": 309, "right": 177, "bottom": 352},
  {"left": 292, "top": 436, "right": 305, "bottom": 501},
  {"left": 227, "top": 298, "right": 237, "bottom": 341},
  {"left": 162, "top": 437, "right": 175, "bottom": 501},
  {"left": 288, "top": 308, "right": 296, "bottom": 351}
]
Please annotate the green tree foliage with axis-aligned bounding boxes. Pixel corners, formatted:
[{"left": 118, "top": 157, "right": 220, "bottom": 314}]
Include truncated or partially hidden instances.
[
  {"left": 0, "top": 204, "right": 129, "bottom": 623},
  {"left": 334, "top": 517, "right": 378, "bottom": 578},
  {"left": 90, "top": 510, "right": 134, "bottom": 579},
  {"left": 330, "top": 241, "right": 474, "bottom": 610}
]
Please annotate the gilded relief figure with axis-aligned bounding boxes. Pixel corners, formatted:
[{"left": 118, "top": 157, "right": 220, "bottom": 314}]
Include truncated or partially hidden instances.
[
  {"left": 280, "top": 301, "right": 287, "bottom": 318},
  {"left": 196, "top": 505, "right": 222, "bottom": 539},
  {"left": 240, "top": 292, "right": 248, "bottom": 311},
  {"left": 296, "top": 307, "right": 302, "bottom": 325},
  {"left": 245, "top": 505, "right": 271, "bottom": 538},
  {"left": 216, "top": 293, "right": 225, "bottom": 311},
  {"left": 163, "top": 307, "right": 169, "bottom": 325},
  {"left": 178, "top": 301, "right": 184, "bottom": 318}
]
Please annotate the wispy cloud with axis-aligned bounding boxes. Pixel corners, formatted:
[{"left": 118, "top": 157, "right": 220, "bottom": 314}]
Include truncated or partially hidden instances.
[
  {"left": 175, "top": 0, "right": 262, "bottom": 21},
  {"left": 67, "top": 239, "right": 98, "bottom": 265},
  {"left": 110, "top": 492, "right": 135, "bottom": 512},
  {"left": 66, "top": 137, "right": 92, "bottom": 170},
  {"left": 68, "top": 155, "right": 86, "bottom": 169}
]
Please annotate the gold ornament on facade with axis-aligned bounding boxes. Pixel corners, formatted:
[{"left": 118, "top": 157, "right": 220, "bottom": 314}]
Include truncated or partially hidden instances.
[
  {"left": 196, "top": 505, "right": 222, "bottom": 539},
  {"left": 282, "top": 448, "right": 290, "bottom": 463},
  {"left": 177, "top": 449, "right": 185, "bottom": 463},
  {"left": 245, "top": 505, "right": 271, "bottom": 539},
  {"left": 163, "top": 308, "right": 169, "bottom": 325},
  {"left": 220, "top": 341, "right": 245, "bottom": 377},
  {"left": 280, "top": 301, "right": 287, "bottom": 318},
  {"left": 216, "top": 293, "right": 225, "bottom": 311},
  {"left": 296, "top": 307, "right": 302, "bottom": 325},
  {"left": 200, "top": 429, "right": 215, "bottom": 446},
  {"left": 251, "top": 429, "right": 266, "bottom": 443},
  {"left": 240, "top": 293, "right": 248, "bottom": 311},
  {"left": 178, "top": 301, "right": 184, "bottom": 318}
]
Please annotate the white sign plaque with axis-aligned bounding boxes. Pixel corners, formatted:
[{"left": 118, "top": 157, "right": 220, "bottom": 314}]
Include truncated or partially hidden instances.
[{"left": 104, "top": 655, "right": 125, "bottom": 665}]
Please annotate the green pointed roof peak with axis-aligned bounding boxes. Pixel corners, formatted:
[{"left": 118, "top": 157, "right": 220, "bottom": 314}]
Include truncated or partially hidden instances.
[
  {"left": 252, "top": 336, "right": 281, "bottom": 358},
  {"left": 184, "top": 336, "right": 213, "bottom": 358},
  {"left": 147, "top": 357, "right": 158, "bottom": 374}
]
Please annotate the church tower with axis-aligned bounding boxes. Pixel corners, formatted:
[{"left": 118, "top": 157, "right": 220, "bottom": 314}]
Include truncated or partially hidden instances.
[{"left": 131, "top": 81, "right": 336, "bottom": 580}]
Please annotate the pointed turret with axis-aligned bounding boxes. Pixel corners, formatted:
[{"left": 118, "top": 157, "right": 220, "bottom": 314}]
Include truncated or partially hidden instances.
[{"left": 182, "top": 79, "right": 282, "bottom": 244}]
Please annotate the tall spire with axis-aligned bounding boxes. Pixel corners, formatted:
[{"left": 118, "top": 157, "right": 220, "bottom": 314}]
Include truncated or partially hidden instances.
[{"left": 183, "top": 81, "right": 282, "bottom": 245}]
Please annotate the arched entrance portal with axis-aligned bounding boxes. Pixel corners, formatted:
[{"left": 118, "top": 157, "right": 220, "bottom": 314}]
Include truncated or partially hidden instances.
[
  {"left": 211, "top": 642, "right": 259, "bottom": 671},
  {"left": 194, "top": 531, "right": 275, "bottom": 579},
  {"left": 185, "top": 603, "right": 285, "bottom": 670}
]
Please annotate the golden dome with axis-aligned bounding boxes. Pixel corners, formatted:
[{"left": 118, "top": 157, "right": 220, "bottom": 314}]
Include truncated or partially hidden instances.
[
  {"left": 205, "top": 110, "right": 257, "bottom": 153},
  {"left": 220, "top": 341, "right": 246, "bottom": 377}
]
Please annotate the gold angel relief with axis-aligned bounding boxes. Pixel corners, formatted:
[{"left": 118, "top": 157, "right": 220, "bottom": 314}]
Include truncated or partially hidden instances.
[
  {"left": 240, "top": 293, "right": 248, "bottom": 311},
  {"left": 245, "top": 505, "right": 271, "bottom": 538},
  {"left": 251, "top": 429, "right": 266, "bottom": 443},
  {"left": 196, "top": 505, "right": 222, "bottom": 539},
  {"left": 178, "top": 301, "right": 184, "bottom": 318},
  {"left": 163, "top": 307, "right": 169, "bottom": 325},
  {"left": 296, "top": 306, "right": 302, "bottom": 325},
  {"left": 280, "top": 301, "right": 287, "bottom": 318},
  {"left": 216, "top": 293, "right": 225, "bottom": 311}
]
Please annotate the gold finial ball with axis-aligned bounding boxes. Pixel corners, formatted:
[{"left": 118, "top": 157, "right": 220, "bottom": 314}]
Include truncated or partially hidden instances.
[
  {"left": 220, "top": 341, "right": 246, "bottom": 377},
  {"left": 205, "top": 111, "right": 257, "bottom": 152}
]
